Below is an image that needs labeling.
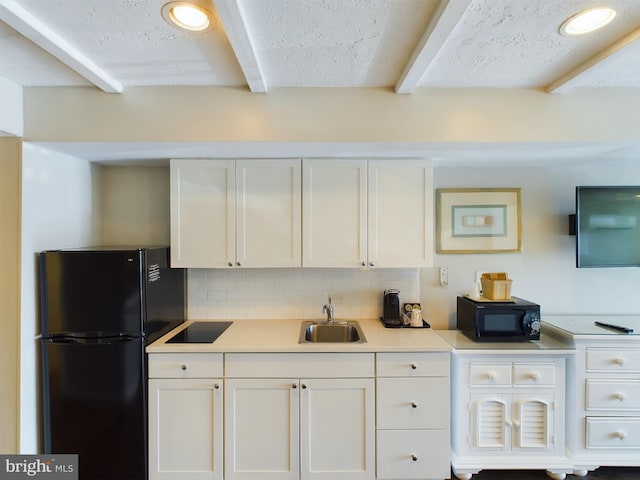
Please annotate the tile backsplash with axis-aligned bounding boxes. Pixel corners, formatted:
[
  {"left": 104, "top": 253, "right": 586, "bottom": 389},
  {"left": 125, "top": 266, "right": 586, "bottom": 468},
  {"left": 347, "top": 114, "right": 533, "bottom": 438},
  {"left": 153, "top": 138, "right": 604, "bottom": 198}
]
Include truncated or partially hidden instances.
[{"left": 188, "top": 268, "right": 420, "bottom": 320}]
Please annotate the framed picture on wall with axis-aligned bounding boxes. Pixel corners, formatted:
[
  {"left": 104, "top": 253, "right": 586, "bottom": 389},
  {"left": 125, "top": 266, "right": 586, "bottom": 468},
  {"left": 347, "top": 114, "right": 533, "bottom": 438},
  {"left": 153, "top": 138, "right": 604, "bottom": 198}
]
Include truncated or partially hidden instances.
[{"left": 436, "top": 188, "right": 522, "bottom": 254}]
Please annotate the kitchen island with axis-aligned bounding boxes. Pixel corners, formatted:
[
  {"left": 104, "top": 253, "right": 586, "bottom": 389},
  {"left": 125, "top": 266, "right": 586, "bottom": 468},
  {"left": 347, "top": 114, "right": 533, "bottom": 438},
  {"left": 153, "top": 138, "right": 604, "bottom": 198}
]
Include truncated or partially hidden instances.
[{"left": 147, "top": 318, "right": 451, "bottom": 480}]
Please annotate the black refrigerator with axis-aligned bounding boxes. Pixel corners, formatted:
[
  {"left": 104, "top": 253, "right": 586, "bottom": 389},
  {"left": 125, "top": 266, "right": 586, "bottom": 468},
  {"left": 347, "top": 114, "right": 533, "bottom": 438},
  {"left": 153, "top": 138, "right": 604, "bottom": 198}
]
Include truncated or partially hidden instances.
[{"left": 39, "top": 247, "right": 185, "bottom": 480}]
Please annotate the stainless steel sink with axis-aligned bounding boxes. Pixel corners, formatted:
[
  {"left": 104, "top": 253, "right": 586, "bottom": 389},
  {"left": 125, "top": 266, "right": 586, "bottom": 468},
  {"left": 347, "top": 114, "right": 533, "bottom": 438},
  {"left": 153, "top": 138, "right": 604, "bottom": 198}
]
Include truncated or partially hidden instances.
[{"left": 299, "top": 321, "right": 366, "bottom": 344}]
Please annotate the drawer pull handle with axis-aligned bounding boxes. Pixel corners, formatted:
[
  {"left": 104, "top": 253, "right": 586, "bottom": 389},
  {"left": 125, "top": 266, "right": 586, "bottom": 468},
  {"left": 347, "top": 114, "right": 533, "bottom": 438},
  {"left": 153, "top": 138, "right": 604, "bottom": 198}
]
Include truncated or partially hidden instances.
[
  {"left": 487, "top": 372, "right": 497, "bottom": 381},
  {"left": 614, "top": 358, "right": 625, "bottom": 366},
  {"left": 614, "top": 431, "right": 626, "bottom": 440},
  {"left": 411, "top": 363, "right": 417, "bottom": 370},
  {"left": 181, "top": 365, "right": 187, "bottom": 371},
  {"left": 410, "top": 454, "right": 418, "bottom": 462},
  {"left": 529, "top": 372, "right": 540, "bottom": 381},
  {"left": 214, "top": 383, "right": 220, "bottom": 389},
  {"left": 614, "top": 392, "right": 626, "bottom": 401},
  {"left": 411, "top": 401, "right": 418, "bottom": 409}
]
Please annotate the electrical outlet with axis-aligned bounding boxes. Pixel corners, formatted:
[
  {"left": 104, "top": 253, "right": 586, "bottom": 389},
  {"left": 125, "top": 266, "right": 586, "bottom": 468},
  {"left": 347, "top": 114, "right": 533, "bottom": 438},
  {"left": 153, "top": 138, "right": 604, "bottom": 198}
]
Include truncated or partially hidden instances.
[{"left": 439, "top": 267, "right": 448, "bottom": 287}]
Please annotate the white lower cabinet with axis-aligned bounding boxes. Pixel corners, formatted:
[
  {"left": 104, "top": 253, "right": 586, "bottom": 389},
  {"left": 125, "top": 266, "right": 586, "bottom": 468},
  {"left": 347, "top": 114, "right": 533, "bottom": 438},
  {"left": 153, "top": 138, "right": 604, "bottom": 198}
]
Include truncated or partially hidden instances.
[
  {"left": 449, "top": 350, "right": 572, "bottom": 480},
  {"left": 148, "top": 354, "right": 224, "bottom": 480},
  {"left": 544, "top": 318, "right": 640, "bottom": 476},
  {"left": 375, "top": 352, "right": 451, "bottom": 480},
  {"left": 224, "top": 353, "right": 375, "bottom": 480}
]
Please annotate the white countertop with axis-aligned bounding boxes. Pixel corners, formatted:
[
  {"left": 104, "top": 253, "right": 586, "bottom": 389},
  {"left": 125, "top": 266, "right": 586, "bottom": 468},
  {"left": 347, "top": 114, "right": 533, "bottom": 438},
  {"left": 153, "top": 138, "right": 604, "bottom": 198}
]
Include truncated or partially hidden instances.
[
  {"left": 543, "top": 314, "right": 640, "bottom": 337},
  {"left": 436, "top": 329, "right": 574, "bottom": 354},
  {"left": 146, "top": 318, "right": 451, "bottom": 353}
]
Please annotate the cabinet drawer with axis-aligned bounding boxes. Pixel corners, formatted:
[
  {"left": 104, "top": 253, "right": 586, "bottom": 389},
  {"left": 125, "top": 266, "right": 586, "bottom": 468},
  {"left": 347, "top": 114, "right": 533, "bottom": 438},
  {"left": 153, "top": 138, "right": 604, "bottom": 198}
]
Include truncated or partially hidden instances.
[
  {"left": 586, "top": 349, "right": 640, "bottom": 372},
  {"left": 376, "top": 429, "right": 450, "bottom": 480},
  {"left": 586, "top": 417, "right": 640, "bottom": 449},
  {"left": 376, "top": 352, "right": 449, "bottom": 377},
  {"left": 513, "top": 364, "right": 555, "bottom": 387},
  {"left": 469, "top": 364, "right": 511, "bottom": 386},
  {"left": 149, "top": 353, "right": 223, "bottom": 378},
  {"left": 377, "top": 377, "right": 449, "bottom": 429},
  {"left": 586, "top": 380, "right": 640, "bottom": 411}
]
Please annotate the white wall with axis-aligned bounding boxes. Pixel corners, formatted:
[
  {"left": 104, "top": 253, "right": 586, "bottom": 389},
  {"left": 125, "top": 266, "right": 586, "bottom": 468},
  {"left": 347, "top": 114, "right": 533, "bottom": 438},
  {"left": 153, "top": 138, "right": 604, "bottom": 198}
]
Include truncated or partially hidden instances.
[
  {"left": 0, "top": 77, "right": 23, "bottom": 136},
  {"left": 99, "top": 160, "right": 640, "bottom": 330},
  {"left": 20, "top": 143, "right": 100, "bottom": 452},
  {"left": 423, "top": 158, "right": 640, "bottom": 329},
  {"left": 0, "top": 137, "right": 21, "bottom": 453},
  {"left": 100, "top": 166, "right": 170, "bottom": 246}
]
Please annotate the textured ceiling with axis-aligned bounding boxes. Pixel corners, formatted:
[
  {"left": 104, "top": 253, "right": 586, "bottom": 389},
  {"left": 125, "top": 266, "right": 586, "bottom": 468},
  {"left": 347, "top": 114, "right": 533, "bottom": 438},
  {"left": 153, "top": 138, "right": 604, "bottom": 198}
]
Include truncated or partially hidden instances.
[{"left": 1, "top": 0, "right": 639, "bottom": 93}]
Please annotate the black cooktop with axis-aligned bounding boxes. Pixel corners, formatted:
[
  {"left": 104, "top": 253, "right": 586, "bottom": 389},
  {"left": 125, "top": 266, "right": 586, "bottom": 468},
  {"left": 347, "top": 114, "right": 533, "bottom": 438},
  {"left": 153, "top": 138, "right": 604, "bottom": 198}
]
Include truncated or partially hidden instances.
[{"left": 166, "top": 321, "right": 233, "bottom": 344}]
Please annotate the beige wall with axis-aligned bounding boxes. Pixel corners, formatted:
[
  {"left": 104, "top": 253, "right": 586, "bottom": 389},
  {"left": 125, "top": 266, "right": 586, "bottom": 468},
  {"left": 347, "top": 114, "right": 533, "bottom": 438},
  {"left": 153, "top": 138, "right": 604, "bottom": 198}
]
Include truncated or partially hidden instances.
[{"left": 0, "top": 137, "right": 21, "bottom": 453}]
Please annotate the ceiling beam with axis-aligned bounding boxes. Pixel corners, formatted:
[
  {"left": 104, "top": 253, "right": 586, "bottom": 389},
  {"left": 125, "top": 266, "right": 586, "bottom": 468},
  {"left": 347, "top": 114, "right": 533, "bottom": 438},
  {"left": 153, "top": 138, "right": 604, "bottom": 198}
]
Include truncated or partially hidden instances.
[
  {"left": 395, "top": 0, "right": 472, "bottom": 94},
  {"left": 0, "top": 0, "right": 122, "bottom": 93},
  {"left": 213, "top": 0, "right": 267, "bottom": 93},
  {"left": 547, "top": 27, "right": 640, "bottom": 93}
]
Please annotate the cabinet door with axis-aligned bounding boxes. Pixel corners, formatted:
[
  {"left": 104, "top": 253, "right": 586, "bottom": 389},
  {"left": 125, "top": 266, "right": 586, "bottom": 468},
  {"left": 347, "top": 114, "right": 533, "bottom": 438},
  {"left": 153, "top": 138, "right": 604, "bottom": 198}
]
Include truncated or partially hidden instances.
[
  {"left": 148, "top": 378, "right": 223, "bottom": 480},
  {"left": 302, "top": 159, "right": 367, "bottom": 267},
  {"left": 225, "top": 378, "right": 300, "bottom": 480},
  {"left": 470, "top": 394, "right": 509, "bottom": 451},
  {"left": 367, "top": 159, "right": 433, "bottom": 268},
  {"left": 170, "top": 159, "right": 235, "bottom": 268},
  {"left": 512, "top": 393, "right": 554, "bottom": 451},
  {"left": 300, "top": 378, "right": 375, "bottom": 480},
  {"left": 236, "top": 159, "right": 301, "bottom": 268}
]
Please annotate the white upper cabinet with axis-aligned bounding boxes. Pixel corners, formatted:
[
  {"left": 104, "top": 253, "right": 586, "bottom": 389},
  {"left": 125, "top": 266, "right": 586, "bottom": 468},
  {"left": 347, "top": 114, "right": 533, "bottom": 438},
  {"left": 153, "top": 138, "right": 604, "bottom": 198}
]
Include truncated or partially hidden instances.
[
  {"left": 302, "top": 159, "right": 367, "bottom": 267},
  {"left": 303, "top": 158, "right": 433, "bottom": 268},
  {"left": 170, "top": 159, "right": 235, "bottom": 268},
  {"left": 170, "top": 159, "right": 301, "bottom": 268},
  {"left": 368, "top": 159, "right": 433, "bottom": 268},
  {"left": 236, "top": 159, "right": 301, "bottom": 268}
]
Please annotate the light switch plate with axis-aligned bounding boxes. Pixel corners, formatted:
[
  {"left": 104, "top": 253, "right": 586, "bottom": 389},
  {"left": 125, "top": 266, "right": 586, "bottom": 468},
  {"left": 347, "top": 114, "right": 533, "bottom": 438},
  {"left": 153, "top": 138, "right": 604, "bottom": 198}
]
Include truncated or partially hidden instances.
[{"left": 439, "top": 267, "right": 448, "bottom": 287}]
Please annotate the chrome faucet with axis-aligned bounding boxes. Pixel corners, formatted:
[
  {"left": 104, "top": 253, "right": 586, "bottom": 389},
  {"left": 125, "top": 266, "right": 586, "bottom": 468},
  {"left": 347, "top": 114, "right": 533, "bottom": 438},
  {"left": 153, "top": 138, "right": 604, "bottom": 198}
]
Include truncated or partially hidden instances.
[{"left": 322, "top": 296, "right": 334, "bottom": 323}]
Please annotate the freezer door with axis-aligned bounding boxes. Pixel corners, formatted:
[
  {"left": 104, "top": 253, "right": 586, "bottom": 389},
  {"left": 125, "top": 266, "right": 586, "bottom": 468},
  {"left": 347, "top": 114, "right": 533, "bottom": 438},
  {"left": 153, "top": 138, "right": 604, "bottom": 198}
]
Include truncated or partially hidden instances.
[
  {"left": 40, "top": 250, "right": 144, "bottom": 335},
  {"left": 41, "top": 337, "right": 147, "bottom": 480}
]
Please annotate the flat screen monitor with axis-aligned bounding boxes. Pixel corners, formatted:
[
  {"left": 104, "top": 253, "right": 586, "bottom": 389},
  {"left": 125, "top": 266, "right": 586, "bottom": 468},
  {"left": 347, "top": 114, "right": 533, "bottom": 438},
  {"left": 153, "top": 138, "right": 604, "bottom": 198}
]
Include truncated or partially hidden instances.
[{"left": 576, "top": 186, "right": 640, "bottom": 268}]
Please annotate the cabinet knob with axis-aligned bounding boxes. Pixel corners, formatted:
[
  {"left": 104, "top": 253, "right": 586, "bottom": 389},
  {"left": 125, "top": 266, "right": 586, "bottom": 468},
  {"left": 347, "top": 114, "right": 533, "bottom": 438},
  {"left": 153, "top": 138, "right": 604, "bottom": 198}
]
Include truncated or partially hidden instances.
[
  {"left": 614, "top": 357, "right": 625, "bottom": 366},
  {"left": 529, "top": 372, "right": 540, "bottom": 381},
  {"left": 181, "top": 364, "right": 187, "bottom": 371},
  {"left": 487, "top": 372, "right": 497, "bottom": 381},
  {"left": 505, "top": 420, "right": 512, "bottom": 427},
  {"left": 302, "top": 384, "right": 308, "bottom": 389},
  {"left": 410, "top": 454, "right": 418, "bottom": 462},
  {"left": 411, "top": 401, "right": 418, "bottom": 409},
  {"left": 214, "top": 383, "right": 220, "bottom": 389},
  {"left": 228, "top": 262, "right": 233, "bottom": 267},
  {"left": 292, "top": 383, "right": 298, "bottom": 389},
  {"left": 369, "top": 262, "right": 375, "bottom": 267},
  {"left": 361, "top": 261, "right": 366, "bottom": 267},
  {"left": 411, "top": 363, "right": 417, "bottom": 370},
  {"left": 512, "top": 420, "right": 520, "bottom": 428},
  {"left": 614, "top": 431, "right": 627, "bottom": 440},
  {"left": 237, "top": 262, "right": 242, "bottom": 267},
  {"left": 614, "top": 392, "right": 626, "bottom": 401}
]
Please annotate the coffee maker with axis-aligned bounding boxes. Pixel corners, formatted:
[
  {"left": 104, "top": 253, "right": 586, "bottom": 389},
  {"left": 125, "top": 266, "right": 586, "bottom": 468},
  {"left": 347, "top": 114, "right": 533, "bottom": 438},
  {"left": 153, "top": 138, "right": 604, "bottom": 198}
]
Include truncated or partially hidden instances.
[{"left": 382, "top": 289, "right": 401, "bottom": 325}]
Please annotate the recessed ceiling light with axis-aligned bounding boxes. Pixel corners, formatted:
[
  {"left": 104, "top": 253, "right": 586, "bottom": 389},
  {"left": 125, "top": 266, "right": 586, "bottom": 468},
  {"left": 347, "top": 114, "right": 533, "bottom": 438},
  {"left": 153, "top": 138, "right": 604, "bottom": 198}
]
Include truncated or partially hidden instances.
[
  {"left": 162, "top": 1, "right": 211, "bottom": 32},
  {"left": 560, "top": 7, "right": 617, "bottom": 36}
]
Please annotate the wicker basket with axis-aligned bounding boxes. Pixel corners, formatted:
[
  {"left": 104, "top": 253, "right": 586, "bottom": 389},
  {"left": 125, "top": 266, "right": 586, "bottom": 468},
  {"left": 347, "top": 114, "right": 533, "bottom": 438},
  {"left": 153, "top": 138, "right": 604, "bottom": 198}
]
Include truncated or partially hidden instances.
[{"left": 481, "top": 272, "right": 512, "bottom": 300}]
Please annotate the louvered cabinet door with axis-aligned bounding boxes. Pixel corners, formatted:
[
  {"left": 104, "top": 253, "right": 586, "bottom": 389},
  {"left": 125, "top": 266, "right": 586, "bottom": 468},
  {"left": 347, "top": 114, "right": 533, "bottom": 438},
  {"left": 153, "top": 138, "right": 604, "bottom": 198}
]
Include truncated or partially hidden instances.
[
  {"left": 512, "top": 394, "right": 554, "bottom": 450},
  {"left": 470, "top": 396, "right": 509, "bottom": 450}
]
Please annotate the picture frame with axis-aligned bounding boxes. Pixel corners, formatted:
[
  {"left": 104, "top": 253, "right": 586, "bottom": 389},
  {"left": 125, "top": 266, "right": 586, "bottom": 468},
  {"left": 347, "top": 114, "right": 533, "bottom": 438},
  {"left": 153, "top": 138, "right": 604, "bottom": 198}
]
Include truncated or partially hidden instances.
[{"left": 436, "top": 188, "right": 522, "bottom": 254}]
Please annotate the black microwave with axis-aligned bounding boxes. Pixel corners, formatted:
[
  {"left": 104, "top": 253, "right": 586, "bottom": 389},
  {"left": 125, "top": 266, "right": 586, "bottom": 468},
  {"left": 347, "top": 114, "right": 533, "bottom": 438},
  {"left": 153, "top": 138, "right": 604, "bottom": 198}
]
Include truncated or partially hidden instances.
[{"left": 457, "top": 296, "right": 541, "bottom": 342}]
